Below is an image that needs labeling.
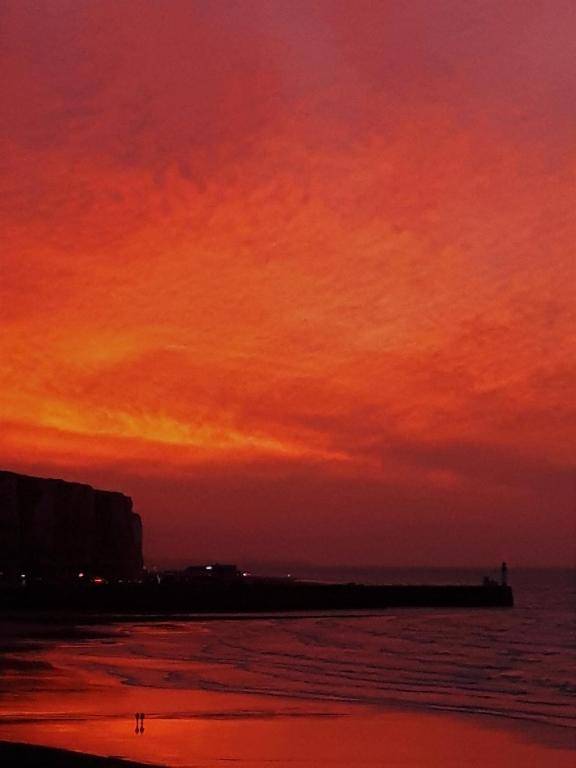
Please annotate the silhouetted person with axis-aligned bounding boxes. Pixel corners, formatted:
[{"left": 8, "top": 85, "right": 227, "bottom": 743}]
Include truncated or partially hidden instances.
[
  {"left": 501, "top": 561, "right": 508, "bottom": 586},
  {"left": 139, "top": 712, "right": 145, "bottom": 734},
  {"left": 134, "top": 713, "right": 139, "bottom": 734}
]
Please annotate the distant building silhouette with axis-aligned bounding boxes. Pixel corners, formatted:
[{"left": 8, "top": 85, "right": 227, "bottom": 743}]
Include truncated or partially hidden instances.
[{"left": 184, "top": 563, "right": 240, "bottom": 581}]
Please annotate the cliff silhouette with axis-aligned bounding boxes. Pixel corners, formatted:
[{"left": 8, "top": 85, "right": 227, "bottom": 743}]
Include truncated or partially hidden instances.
[{"left": 0, "top": 470, "right": 142, "bottom": 582}]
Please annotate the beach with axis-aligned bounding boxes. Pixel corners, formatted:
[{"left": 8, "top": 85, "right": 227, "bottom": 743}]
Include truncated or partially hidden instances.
[{"left": 0, "top": 570, "right": 574, "bottom": 766}]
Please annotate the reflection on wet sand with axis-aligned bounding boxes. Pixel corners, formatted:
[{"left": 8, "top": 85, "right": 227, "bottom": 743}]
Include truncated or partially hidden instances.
[{"left": 1, "top": 706, "right": 575, "bottom": 768}]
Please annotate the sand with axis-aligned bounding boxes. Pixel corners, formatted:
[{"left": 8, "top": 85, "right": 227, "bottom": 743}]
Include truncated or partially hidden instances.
[{"left": 0, "top": 740, "right": 157, "bottom": 767}]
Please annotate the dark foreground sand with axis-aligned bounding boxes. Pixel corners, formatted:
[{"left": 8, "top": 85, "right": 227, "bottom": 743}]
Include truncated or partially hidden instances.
[{"left": 0, "top": 741, "right": 156, "bottom": 767}]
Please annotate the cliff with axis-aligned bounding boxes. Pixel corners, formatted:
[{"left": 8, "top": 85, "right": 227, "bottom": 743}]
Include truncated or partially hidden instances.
[{"left": 0, "top": 471, "right": 142, "bottom": 582}]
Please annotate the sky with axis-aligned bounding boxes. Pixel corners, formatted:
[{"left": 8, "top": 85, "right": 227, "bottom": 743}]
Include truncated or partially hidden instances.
[{"left": 1, "top": 0, "right": 575, "bottom": 567}]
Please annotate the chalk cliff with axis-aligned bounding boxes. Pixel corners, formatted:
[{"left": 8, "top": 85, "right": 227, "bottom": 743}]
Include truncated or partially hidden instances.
[{"left": 0, "top": 471, "right": 142, "bottom": 581}]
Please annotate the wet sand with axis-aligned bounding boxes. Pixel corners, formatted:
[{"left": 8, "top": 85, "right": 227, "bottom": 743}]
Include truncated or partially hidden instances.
[{"left": 0, "top": 693, "right": 574, "bottom": 768}]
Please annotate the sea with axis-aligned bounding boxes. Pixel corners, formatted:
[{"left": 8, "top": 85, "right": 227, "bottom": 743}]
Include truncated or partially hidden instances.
[{"left": 0, "top": 567, "right": 574, "bottom": 765}]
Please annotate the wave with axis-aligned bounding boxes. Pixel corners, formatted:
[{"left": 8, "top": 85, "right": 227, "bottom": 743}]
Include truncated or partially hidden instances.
[{"left": 65, "top": 604, "right": 575, "bottom": 731}]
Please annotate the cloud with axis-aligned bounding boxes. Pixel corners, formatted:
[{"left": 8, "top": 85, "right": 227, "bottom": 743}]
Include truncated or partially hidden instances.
[{"left": 1, "top": 0, "right": 574, "bottom": 565}]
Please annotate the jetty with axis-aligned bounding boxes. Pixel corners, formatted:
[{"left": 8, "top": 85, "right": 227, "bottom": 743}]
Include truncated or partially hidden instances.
[{"left": 0, "top": 571, "right": 514, "bottom": 614}]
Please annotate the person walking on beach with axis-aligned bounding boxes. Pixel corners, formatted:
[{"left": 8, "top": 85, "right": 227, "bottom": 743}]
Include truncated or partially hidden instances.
[{"left": 134, "top": 713, "right": 145, "bottom": 734}]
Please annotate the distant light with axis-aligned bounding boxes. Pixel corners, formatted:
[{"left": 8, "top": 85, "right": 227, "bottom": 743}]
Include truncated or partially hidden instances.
[
  {"left": 205, "top": 565, "right": 213, "bottom": 571},
  {"left": 20, "top": 573, "right": 26, "bottom": 579},
  {"left": 92, "top": 577, "right": 104, "bottom": 584},
  {"left": 242, "top": 572, "right": 249, "bottom": 577},
  {"left": 78, "top": 572, "right": 85, "bottom": 578}
]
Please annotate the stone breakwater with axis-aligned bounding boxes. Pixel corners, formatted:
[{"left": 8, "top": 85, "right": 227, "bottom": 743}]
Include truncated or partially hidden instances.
[
  {"left": 0, "top": 470, "right": 142, "bottom": 581},
  {"left": 0, "top": 580, "right": 514, "bottom": 614}
]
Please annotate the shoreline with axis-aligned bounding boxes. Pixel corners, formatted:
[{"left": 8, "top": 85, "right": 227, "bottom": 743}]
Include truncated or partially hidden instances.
[{"left": 1, "top": 614, "right": 574, "bottom": 735}]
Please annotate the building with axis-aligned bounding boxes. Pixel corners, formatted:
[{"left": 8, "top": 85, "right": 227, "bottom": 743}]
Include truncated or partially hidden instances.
[{"left": 183, "top": 563, "right": 241, "bottom": 581}]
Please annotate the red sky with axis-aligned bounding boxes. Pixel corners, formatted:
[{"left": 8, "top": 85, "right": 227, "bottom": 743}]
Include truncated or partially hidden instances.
[{"left": 1, "top": 1, "right": 575, "bottom": 567}]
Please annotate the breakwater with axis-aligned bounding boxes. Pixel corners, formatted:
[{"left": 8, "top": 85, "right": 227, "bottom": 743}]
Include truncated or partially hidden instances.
[{"left": 0, "top": 579, "right": 513, "bottom": 614}]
